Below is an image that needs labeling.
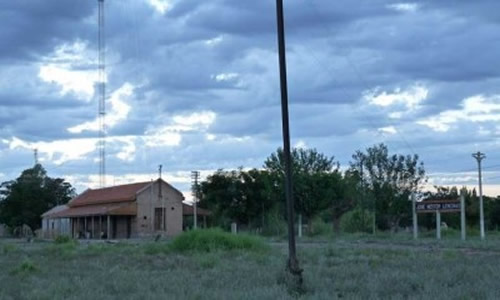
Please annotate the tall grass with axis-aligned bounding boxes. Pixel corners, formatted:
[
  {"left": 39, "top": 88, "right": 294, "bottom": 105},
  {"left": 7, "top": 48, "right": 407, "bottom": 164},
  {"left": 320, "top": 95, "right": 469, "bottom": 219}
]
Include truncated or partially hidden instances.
[{"left": 169, "top": 228, "right": 269, "bottom": 253}]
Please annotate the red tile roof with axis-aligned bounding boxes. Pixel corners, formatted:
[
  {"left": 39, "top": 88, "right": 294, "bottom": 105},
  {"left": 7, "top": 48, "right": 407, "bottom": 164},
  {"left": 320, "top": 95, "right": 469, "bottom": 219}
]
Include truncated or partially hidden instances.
[
  {"left": 68, "top": 182, "right": 151, "bottom": 207},
  {"left": 52, "top": 202, "right": 137, "bottom": 217}
]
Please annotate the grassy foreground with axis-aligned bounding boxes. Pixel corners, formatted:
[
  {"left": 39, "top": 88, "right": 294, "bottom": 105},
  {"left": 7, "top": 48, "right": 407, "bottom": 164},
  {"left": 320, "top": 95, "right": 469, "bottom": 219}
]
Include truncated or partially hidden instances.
[{"left": 1, "top": 231, "right": 500, "bottom": 299}]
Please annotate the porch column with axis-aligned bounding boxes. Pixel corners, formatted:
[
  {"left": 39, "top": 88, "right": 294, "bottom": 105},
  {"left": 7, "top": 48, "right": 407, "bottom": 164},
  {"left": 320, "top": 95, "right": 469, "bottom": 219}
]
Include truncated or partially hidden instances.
[
  {"left": 99, "top": 216, "right": 102, "bottom": 239},
  {"left": 84, "top": 217, "right": 87, "bottom": 238},
  {"left": 107, "top": 215, "right": 111, "bottom": 239}
]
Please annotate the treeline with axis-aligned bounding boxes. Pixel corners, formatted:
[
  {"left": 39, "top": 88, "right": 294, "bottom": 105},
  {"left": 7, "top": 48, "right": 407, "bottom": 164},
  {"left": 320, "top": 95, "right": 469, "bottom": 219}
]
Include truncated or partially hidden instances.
[
  {"left": 198, "top": 143, "right": 500, "bottom": 234},
  {"left": 0, "top": 164, "right": 75, "bottom": 232}
]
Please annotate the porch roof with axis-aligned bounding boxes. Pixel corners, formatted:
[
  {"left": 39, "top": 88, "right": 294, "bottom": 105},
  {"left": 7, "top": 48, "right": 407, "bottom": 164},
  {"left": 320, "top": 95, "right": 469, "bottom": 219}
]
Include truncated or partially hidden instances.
[{"left": 51, "top": 202, "right": 137, "bottom": 218}]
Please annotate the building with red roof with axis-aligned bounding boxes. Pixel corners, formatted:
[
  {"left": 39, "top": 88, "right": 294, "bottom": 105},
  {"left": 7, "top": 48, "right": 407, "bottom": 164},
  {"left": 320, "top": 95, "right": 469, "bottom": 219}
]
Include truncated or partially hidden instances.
[{"left": 41, "top": 179, "right": 188, "bottom": 239}]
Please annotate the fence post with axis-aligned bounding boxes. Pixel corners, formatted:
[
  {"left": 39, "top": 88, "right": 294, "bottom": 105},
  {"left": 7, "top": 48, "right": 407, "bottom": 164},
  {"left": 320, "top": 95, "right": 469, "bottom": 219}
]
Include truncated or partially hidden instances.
[{"left": 436, "top": 211, "right": 441, "bottom": 240}]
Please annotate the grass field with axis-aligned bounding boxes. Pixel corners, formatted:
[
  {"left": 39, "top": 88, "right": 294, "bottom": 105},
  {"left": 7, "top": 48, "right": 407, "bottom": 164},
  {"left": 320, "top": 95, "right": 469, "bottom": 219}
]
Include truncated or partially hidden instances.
[{"left": 1, "top": 231, "right": 500, "bottom": 299}]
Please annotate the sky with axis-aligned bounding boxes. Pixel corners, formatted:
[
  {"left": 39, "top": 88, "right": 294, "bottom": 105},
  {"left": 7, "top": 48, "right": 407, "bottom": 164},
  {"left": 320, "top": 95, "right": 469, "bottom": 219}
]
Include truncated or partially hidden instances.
[{"left": 1, "top": 0, "right": 500, "bottom": 198}]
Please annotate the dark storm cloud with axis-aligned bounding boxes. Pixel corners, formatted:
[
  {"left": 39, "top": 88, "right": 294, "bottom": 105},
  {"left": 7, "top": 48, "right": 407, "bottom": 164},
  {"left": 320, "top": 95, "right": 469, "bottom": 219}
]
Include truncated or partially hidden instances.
[
  {"left": 2, "top": 0, "right": 500, "bottom": 191},
  {"left": 0, "top": 1, "right": 94, "bottom": 61}
]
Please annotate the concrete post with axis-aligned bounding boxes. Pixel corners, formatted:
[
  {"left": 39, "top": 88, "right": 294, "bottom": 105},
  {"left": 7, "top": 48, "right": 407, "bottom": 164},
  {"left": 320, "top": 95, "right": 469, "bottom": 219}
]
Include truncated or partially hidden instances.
[
  {"left": 194, "top": 201, "right": 198, "bottom": 230},
  {"left": 107, "top": 215, "right": 111, "bottom": 239},
  {"left": 412, "top": 193, "right": 418, "bottom": 240},
  {"left": 231, "top": 222, "right": 237, "bottom": 234},
  {"left": 460, "top": 189, "right": 466, "bottom": 241},
  {"left": 298, "top": 214, "right": 302, "bottom": 238},
  {"left": 436, "top": 211, "right": 441, "bottom": 240}
]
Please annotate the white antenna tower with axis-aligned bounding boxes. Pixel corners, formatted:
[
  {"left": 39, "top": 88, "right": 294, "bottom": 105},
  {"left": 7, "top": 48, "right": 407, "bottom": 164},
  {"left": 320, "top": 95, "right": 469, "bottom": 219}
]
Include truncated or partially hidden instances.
[{"left": 98, "top": 0, "right": 106, "bottom": 188}]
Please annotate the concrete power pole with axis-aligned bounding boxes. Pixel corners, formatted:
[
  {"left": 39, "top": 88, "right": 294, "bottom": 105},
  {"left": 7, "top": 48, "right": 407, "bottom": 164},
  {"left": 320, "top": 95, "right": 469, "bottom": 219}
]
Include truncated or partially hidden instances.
[
  {"left": 472, "top": 151, "right": 486, "bottom": 240},
  {"left": 191, "top": 171, "right": 200, "bottom": 229}
]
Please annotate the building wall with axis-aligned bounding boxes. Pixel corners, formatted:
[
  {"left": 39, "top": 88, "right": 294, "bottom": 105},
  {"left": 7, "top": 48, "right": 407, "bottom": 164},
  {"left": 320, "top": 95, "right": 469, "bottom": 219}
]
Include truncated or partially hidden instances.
[
  {"left": 114, "top": 216, "right": 131, "bottom": 239},
  {"left": 41, "top": 217, "right": 71, "bottom": 238},
  {"left": 136, "top": 180, "right": 184, "bottom": 237}
]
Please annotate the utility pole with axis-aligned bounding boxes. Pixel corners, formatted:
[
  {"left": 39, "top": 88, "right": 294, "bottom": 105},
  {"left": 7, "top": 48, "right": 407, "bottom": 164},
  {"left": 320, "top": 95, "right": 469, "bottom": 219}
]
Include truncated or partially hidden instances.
[
  {"left": 191, "top": 171, "right": 200, "bottom": 229},
  {"left": 275, "top": 0, "right": 302, "bottom": 281},
  {"left": 411, "top": 193, "right": 418, "bottom": 240},
  {"left": 472, "top": 151, "right": 486, "bottom": 240},
  {"left": 360, "top": 163, "right": 365, "bottom": 232}
]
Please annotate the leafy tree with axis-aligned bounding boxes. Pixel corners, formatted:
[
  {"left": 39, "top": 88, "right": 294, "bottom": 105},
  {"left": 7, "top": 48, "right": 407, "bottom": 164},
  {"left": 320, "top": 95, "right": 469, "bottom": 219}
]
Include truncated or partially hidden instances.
[
  {"left": 350, "top": 143, "right": 426, "bottom": 231},
  {"left": 264, "top": 147, "right": 342, "bottom": 232},
  {"left": 0, "top": 164, "right": 75, "bottom": 231},
  {"left": 199, "top": 168, "right": 273, "bottom": 228},
  {"left": 489, "top": 197, "right": 500, "bottom": 230},
  {"left": 331, "top": 169, "right": 363, "bottom": 232}
]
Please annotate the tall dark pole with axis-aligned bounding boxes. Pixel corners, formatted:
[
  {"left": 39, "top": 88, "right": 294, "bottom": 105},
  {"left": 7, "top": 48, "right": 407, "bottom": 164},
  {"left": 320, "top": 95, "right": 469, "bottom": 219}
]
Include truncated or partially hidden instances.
[
  {"left": 472, "top": 151, "right": 486, "bottom": 240},
  {"left": 276, "top": 0, "right": 301, "bottom": 277}
]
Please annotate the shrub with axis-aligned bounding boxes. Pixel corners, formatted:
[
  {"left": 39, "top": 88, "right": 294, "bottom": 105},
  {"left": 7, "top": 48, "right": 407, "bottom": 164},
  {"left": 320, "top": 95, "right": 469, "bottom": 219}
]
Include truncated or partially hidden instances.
[
  {"left": 261, "top": 210, "right": 287, "bottom": 237},
  {"left": 169, "top": 228, "right": 269, "bottom": 253},
  {"left": 307, "top": 217, "right": 332, "bottom": 237},
  {"left": 10, "top": 259, "right": 39, "bottom": 275},
  {"left": 54, "top": 235, "right": 73, "bottom": 244},
  {"left": 340, "top": 208, "right": 374, "bottom": 233}
]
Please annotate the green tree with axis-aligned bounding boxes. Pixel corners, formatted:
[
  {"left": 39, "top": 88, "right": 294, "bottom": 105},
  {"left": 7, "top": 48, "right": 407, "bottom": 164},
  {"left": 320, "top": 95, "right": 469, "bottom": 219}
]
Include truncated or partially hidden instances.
[
  {"left": 264, "top": 147, "right": 341, "bottom": 233},
  {"left": 199, "top": 168, "right": 273, "bottom": 228},
  {"left": 350, "top": 144, "right": 426, "bottom": 231},
  {"left": 489, "top": 197, "right": 500, "bottom": 230},
  {"left": 330, "top": 169, "right": 362, "bottom": 232},
  {"left": 0, "top": 164, "right": 75, "bottom": 231}
]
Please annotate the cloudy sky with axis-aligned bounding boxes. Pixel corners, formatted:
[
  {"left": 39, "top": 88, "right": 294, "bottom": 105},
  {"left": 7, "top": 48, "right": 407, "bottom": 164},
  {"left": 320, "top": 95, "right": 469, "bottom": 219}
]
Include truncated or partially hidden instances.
[{"left": 2, "top": 0, "right": 500, "bottom": 197}]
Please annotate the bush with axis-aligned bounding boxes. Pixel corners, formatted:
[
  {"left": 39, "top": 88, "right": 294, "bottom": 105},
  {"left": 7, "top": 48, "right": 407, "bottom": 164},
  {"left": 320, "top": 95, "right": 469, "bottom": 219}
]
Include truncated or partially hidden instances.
[
  {"left": 261, "top": 210, "right": 287, "bottom": 237},
  {"left": 307, "top": 217, "right": 332, "bottom": 237},
  {"left": 10, "top": 259, "right": 39, "bottom": 275},
  {"left": 54, "top": 235, "right": 73, "bottom": 244},
  {"left": 340, "top": 208, "right": 374, "bottom": 233},
  {"left": 169, "top": 228, "right": 269, "bottom": 253}
]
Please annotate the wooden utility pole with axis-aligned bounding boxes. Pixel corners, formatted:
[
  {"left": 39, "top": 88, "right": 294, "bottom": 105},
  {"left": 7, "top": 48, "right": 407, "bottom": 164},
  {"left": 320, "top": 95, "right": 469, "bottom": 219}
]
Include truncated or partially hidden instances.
[
  {"left": 472, "top": 151, "right": 486, "bottom": 240},
  {"left": 275, "top": 0, "right": 302, "bottom": 280}
]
